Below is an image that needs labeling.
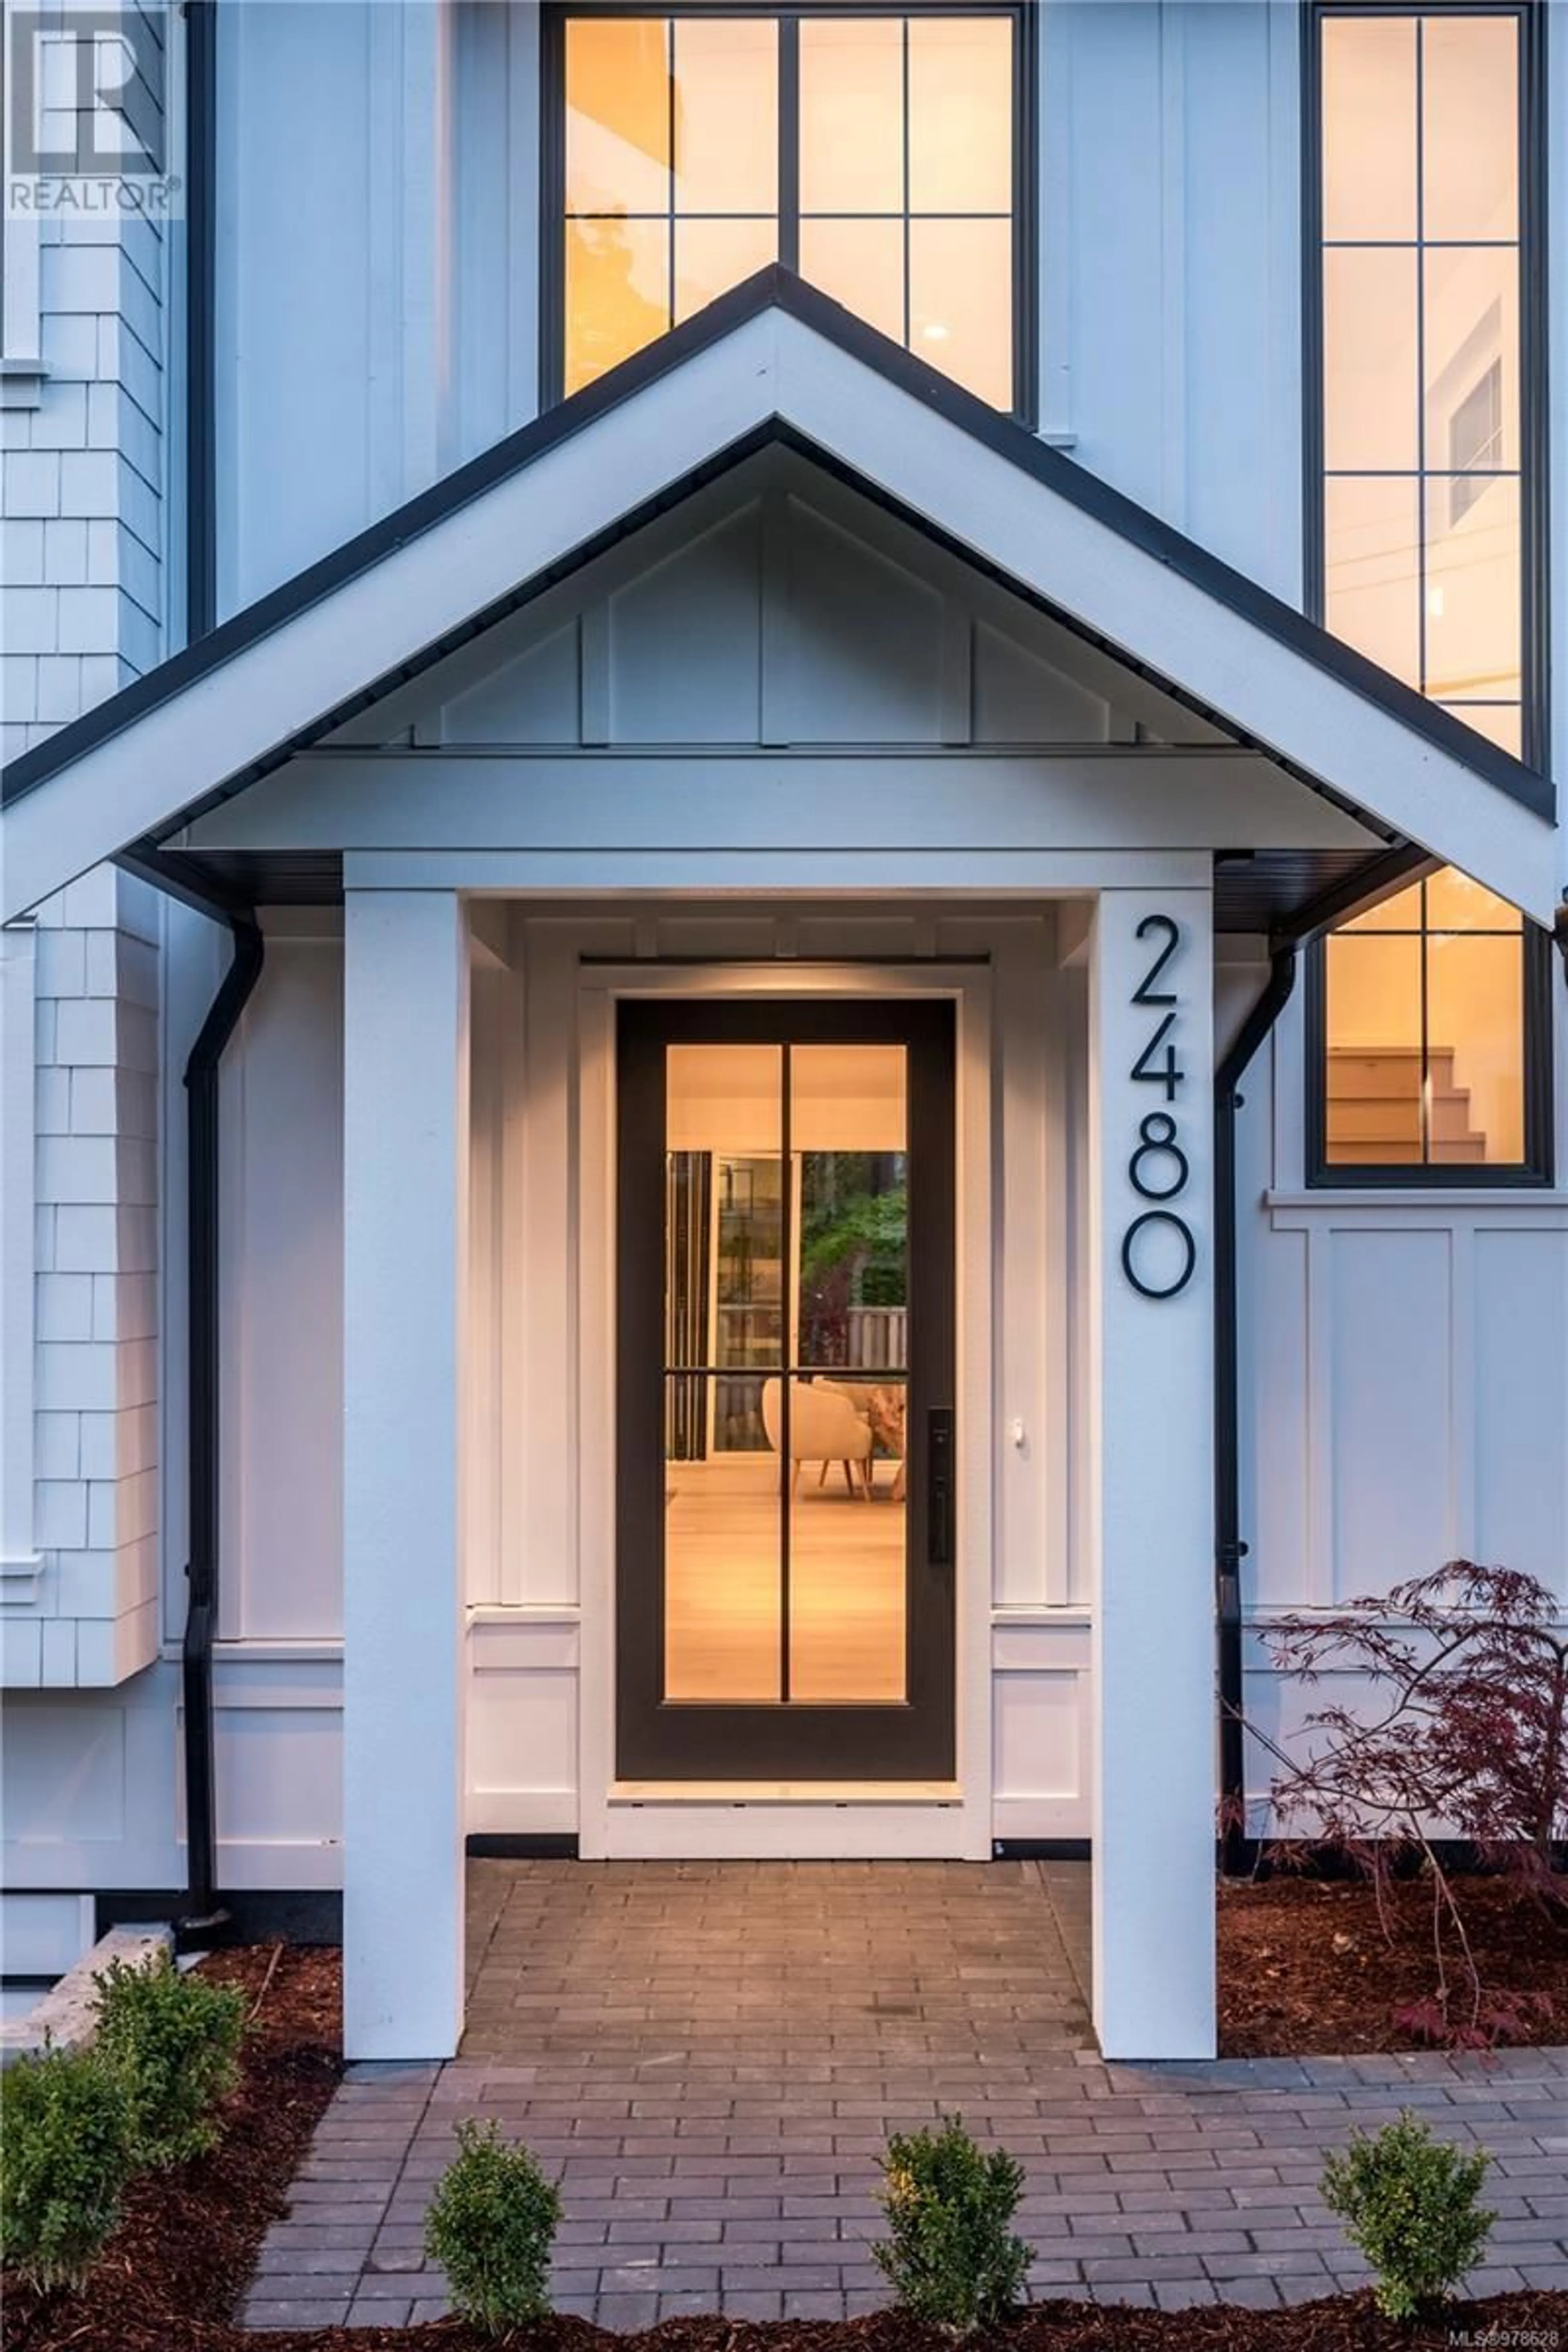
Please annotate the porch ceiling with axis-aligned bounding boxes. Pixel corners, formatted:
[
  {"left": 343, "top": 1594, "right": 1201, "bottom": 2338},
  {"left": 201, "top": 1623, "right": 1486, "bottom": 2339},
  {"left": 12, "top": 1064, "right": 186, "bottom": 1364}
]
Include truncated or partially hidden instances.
[{"left": 2, "top": 270, "right": 1556, "bottom": 932}]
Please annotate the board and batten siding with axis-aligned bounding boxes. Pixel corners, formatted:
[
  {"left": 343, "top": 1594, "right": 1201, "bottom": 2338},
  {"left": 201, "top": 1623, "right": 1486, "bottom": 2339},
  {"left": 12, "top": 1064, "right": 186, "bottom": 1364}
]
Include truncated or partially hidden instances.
[{"left": 1232, "top": 996, "right": 1568, "bottom": 1825}]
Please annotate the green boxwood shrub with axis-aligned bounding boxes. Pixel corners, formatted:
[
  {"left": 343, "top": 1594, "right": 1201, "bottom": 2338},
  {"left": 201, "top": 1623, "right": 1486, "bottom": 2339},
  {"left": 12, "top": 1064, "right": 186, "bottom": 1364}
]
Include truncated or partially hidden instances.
[
  {"left": 1320, "top": 2109, "right": 1496, "bottom": 2319},
  {"left": 872, "top": 2116, "right": 1031, "bottom": 2334},
  {"left": 0, "top": 2045, "right": 134, "bottom": 2292},
  {"left": 424, "top": 2118, "right": 562, "bottom": 2337},
  {"left": 93, "top": 1951, "right": 246, "bottom": 2166}
]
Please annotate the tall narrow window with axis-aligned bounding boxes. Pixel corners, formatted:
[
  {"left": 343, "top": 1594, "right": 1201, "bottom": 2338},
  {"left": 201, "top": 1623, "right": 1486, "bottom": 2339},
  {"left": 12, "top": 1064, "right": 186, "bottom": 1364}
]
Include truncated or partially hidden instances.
[
  {"left": 552, "top": 8, "right": 1026, "bottom": 413},
  {"left": 1308, "top": 4, "right": 1549, "bottom": 1180}
]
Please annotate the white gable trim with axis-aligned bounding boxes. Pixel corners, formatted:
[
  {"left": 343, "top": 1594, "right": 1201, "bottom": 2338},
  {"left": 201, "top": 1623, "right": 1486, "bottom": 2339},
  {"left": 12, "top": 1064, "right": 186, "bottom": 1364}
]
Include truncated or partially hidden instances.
[{"left": 2, "top": 306, "right": 1556, "bottom": 923}]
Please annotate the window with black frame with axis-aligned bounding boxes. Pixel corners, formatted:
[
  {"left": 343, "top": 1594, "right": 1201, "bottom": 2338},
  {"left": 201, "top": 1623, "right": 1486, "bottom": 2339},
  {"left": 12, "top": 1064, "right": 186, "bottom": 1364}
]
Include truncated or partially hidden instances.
[
  {"left": 1307, "top": 2, "right": 1551, "bottom": 1180},
  {"left": 547, "top": 6, "right": 1027, "bottom": 414}
]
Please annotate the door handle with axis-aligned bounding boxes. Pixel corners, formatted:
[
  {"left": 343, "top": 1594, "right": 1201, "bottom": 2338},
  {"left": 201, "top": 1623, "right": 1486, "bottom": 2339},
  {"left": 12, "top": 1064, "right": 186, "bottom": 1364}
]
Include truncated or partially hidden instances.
[{"left": 928, "top": 1408, "right": 955, "bottom": 1567}]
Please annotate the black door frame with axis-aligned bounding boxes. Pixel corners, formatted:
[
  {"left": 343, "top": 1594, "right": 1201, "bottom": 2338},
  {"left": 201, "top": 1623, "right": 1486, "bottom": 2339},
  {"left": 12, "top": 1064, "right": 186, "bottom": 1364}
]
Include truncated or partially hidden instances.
[{"left": 615, "top": 996, "right": 957, "bottom": 1780}]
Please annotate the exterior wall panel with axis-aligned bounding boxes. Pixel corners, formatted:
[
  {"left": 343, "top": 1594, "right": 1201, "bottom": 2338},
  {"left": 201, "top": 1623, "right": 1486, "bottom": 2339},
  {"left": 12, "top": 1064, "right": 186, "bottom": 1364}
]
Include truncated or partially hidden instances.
[
  {"left": 217, "top": 930, "right": 344, "bottom": 1643},
  {"left": 1237, "top": 1011, "right": 1568, "bottom": 1831}
]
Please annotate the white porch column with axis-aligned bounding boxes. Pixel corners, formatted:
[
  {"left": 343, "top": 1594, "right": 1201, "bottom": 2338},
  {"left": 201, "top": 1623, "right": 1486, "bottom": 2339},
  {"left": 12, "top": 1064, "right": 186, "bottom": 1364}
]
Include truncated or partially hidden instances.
[
  {"left": 343, "top": 889, "right": 469, "bottom": 2060},
  {"left": 1088, "top": 886, "right": 1216, "bottom": 2060}
]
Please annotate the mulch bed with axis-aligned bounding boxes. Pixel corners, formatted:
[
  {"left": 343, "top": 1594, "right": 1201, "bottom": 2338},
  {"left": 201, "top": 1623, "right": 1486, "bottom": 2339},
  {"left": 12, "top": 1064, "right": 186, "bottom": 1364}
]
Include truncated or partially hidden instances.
[
  {"left": 4, "top": 1933, "right": 1568, "bottom": 2351},
  {"left": 16, "top": 2309, "right": 1568, "bottom": 2352},
  {"left": 1218, "top": 1873, "right": 1568, "bottom": 2057},
  {"left": 2, "top": 1942, "right": 341, "bottom": 2352}
]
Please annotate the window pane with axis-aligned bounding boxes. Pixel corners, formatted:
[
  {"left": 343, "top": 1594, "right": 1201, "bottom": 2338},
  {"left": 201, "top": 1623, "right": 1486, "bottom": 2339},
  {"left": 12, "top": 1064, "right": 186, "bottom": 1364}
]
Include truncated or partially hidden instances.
[
  {"left": 566, "top": 17, "right": 670, "bottom": 216},
  {"left": 564, "top": 218, "right": 668, "bottom": 397},
  {"left": 910, "top": 218, "right": 1012, "bottom": 407},
  {"left": 788, "top": 1379, "right": 907, "bottom": 1699},
  {"left": 1323, "top": 933, "right": 1423, "bottom": 1164},
  {"left": 790, "top": 1046, "right": 908, "bottom": 1704},
  {"left": 663, "top": 1043, "right": 784, "bottom": 1703},
  {"left": 675, "top": 217, "right": 777, "bottom": 324},
  {"left": 1341, "top": 880, "right": 1425, "bottom": 933},
  {"left": 793, "top": 1046, "right": 908, "bottom": 1370},
  {"left": 1422, "top": 13, "right": 1517, "bottom": 241},
  {"left": 1424, "top": 248, "right": 1518, "bottom": 474},
  {"left": 1427, "top": 931, "right": 1525, "bottom": 1163},
  {"left": 800, "top": 216, "right": 904, "bottom": 345},
  {"left": 908, "top": 17, "right": 1012, "bottom": 214},
  {"left": 1321, "top": 14, "right": 1417, "bottom": 239},
  {"left": 1323, "top": 248, "right": 1418, "bottom": 470},
  {"left": 1437, "top": 702, "right": 1523, "bottom": 757},
  {"left": 1324, "top": 476, "right": 1420, "bottom": 687},
  {"left": 800, "top": 16, "right": 904, "bottom": 214},
  {"left": 673, "top": 17, "right": 777, "bottom": 215},
  {"left": 665, "top": 1372, "right": 784, "bottom": 1699},
  {"left": 1425, "top": 869, "right": 1522, "bottom": 933},
  {"left": 1423, "top": 472, "right": 1520, "bottom": 703}
]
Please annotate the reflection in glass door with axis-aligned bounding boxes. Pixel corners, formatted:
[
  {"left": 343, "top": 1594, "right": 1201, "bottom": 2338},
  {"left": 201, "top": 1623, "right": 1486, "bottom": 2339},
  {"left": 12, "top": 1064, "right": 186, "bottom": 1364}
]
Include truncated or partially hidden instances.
[{"left": 617, "top": 1001, "right": 955, "bottom": 1781}]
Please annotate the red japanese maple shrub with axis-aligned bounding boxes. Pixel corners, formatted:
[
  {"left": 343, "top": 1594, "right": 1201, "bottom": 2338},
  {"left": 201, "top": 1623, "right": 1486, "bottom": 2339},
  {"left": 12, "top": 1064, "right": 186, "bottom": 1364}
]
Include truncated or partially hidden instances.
[{"left": 1249, "top": 1561, "right": 1568, "bottom": 2048}]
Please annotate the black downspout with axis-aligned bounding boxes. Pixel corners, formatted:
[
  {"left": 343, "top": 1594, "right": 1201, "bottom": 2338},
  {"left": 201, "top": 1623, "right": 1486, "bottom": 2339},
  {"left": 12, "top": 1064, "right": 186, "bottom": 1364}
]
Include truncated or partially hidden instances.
[
  {"left": 179, "top": 915, "right": 265, "bottom": 1936},
  {"left": 1214, "top": 946, "right": 1297, "bottom": 1879}
]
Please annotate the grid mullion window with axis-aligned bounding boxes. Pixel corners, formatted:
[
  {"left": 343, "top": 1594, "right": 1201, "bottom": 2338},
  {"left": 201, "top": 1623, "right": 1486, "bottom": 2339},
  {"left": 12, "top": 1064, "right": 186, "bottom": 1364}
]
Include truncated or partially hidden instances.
[
  {"left": 1318, "top": 9, "right": 1524, "bottom": 741},
  {"left": 1309, "top": 4, "right": 1547, "bottom": 1184},
  {"left": 797, "top": 13, "right": 1015, "bottom": 409},
  {"left": 1323, "top": 877, "right": 1527, "bottom": 1170},
  {"left": 562, "top": 16, "right": 781, "bottom": 396},
  {"left": 558, "top": 8, "right": 1020, "bottom": 412}
]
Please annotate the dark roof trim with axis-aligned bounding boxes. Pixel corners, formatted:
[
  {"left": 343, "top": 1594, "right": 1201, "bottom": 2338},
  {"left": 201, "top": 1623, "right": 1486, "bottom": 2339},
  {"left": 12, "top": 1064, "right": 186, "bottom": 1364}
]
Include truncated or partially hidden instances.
[
  {"left": 3, "top": 267, "right": 1554, "bottom": 824},
  {"left": 114, "top": 843, "right": 250, "bottom": 924},
  {"left": 1270, "top": 842, "right": 1437, "bottom": 951}
]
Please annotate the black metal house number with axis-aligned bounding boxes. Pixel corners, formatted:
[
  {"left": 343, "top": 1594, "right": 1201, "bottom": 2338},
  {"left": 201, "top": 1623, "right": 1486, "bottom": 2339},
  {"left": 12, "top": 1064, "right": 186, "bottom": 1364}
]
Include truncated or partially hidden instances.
[{"left": 1121, "top": 914, "right": 1197, "bottom": 1300}]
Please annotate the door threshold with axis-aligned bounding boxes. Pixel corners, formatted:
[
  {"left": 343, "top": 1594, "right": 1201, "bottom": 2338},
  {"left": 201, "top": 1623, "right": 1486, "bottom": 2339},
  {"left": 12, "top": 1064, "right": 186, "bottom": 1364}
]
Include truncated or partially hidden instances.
[{"left": 610, "top": 1780, "right": 962, "bottom": 1804}]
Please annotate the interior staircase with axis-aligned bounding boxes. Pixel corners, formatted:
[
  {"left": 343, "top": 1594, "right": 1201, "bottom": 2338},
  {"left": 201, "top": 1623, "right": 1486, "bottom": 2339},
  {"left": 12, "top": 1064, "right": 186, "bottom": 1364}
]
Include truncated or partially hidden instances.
[{"left": 1325, "top": 1045, "right": 1488, "bottom": 1165}]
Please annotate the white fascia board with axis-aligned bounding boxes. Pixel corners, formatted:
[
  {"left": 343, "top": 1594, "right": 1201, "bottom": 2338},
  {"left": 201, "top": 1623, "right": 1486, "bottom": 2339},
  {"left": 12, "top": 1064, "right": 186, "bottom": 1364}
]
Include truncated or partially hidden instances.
[
  {"left": 0, "top": 316, "right": 785, "bottom": 923},
  {"left": 340, "top": 847, "right": 1216, "bottom": 893},
  {"left": 180, "top": 751, "right": 1377, "bottom": 856},
  {"left": 772, "top": 318, "right": 1559, "bottom": 926}
]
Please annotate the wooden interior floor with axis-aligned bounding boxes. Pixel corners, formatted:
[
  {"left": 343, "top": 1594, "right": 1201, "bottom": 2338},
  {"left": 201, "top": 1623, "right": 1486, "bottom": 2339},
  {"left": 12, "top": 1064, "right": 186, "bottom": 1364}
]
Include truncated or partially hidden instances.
[{"left": 664, "top": 1458, "right": 906, "bottom": 1703}]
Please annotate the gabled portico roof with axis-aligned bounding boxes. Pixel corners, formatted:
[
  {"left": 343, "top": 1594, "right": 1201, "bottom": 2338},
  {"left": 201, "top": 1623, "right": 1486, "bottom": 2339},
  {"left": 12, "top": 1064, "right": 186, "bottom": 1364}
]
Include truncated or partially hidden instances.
[{"left": 2, "top": 269, "right": 1557, "bottom": 928}]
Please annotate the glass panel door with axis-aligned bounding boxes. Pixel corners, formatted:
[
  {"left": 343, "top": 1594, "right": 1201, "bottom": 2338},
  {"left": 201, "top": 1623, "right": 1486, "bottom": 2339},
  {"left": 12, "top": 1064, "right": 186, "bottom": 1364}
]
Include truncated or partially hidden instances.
[{"left": 616, "top": 1000, "right": 955, "bottom": 1781}]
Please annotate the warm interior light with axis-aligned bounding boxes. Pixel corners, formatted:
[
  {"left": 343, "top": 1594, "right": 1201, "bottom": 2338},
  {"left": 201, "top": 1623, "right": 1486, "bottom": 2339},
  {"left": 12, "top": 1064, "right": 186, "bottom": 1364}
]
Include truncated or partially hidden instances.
[{"left": 922, "top": 321, "right": 950, "bottom": 342}]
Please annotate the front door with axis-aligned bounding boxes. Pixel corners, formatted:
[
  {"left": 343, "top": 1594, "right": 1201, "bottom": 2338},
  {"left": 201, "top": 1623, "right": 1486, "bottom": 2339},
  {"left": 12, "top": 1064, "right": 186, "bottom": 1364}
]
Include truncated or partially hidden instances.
[{"left": 616, "top": 998, "right": 956, "bottom": 1780}]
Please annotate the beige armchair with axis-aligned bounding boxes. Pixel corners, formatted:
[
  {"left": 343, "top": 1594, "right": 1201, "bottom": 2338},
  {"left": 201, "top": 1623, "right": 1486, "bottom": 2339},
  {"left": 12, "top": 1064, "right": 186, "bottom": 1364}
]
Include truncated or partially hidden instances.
[
  {"left": 760, "top": 1377, "right": 872, "bottom": 1499},
  {"left": 812, "top": 1379, "right": 874, "bottom": 1489}
]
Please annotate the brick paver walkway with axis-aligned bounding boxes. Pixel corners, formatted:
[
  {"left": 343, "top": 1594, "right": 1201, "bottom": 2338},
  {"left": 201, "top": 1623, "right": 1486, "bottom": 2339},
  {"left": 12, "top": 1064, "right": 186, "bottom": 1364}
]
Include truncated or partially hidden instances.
[{"left": 242, "top": 1860, "right": 1568, "bottom": 2331}]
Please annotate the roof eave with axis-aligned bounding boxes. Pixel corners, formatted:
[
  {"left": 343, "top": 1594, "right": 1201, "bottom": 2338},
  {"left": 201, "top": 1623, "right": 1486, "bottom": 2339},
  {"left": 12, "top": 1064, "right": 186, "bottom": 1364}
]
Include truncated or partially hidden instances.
[{"left": 2, "top": 269, "right": 1556, "bottom": 926}]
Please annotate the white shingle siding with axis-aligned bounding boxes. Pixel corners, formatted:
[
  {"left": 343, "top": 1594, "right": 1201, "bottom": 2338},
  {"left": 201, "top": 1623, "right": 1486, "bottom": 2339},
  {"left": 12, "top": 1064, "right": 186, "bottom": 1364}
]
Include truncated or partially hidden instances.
[{"left": 1, "top": 17, "right": 174, "bottom": 1686}]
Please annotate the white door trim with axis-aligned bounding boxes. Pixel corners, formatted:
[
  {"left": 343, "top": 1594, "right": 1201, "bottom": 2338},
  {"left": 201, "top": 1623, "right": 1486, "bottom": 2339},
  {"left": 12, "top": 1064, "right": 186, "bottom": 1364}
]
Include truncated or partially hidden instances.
[{"left": 575, "top": 961, "right": 993, "bottom": 1861}]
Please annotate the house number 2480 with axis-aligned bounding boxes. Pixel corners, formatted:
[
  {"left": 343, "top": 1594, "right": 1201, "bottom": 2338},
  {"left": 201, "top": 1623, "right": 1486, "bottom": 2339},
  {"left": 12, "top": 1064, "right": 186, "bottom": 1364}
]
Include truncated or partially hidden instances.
[{"left": 1120, "top": 914, "right": 1197, "bottom": 1300}]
